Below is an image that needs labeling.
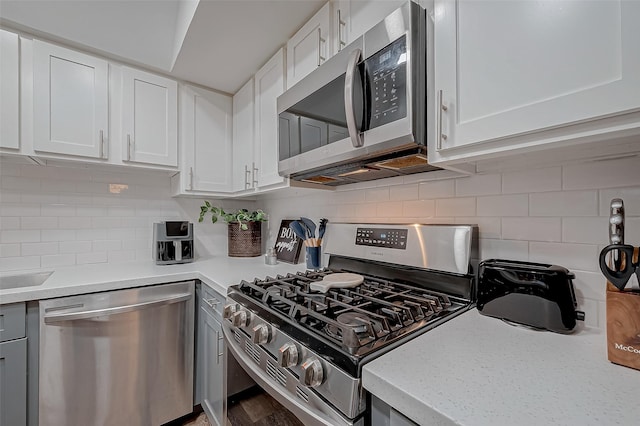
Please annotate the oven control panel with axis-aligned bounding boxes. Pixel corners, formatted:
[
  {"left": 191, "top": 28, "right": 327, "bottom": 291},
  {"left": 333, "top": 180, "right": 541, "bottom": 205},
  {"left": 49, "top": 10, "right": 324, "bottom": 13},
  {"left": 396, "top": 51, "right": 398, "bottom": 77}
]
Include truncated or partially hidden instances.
[{"left": 355, "top": 228, "right": 407, "bottom": 249}]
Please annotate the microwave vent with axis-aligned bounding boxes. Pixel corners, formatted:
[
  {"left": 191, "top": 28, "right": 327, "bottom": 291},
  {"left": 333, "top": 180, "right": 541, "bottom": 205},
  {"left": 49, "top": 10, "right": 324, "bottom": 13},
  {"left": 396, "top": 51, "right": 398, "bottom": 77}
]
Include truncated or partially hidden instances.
[{"left": 374, "top": 153, "right": 428, "bottom": 170}]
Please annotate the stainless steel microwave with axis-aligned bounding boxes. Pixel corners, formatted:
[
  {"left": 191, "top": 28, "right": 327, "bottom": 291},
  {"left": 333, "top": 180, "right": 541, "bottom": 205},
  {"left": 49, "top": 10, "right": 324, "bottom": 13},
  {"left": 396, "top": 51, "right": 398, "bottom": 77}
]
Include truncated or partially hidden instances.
[{"left": 277, "top": 0, "right": 438, "bottom": 186}]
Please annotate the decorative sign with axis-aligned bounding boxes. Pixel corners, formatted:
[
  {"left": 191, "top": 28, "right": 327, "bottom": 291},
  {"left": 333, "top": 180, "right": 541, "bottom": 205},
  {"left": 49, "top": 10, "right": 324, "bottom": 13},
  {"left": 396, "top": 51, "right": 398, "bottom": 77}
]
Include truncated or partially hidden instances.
[{"left": 274, "top": 220, "right": 303, "bottom": 264}]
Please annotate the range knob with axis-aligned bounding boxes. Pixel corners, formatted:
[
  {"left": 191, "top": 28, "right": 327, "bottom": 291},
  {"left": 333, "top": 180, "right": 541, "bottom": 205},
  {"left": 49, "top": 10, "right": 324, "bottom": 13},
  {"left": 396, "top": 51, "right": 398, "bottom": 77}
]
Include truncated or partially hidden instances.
[
  {"left": 251, "top": 324, "right": 272, "bottom": 345},
  {"left": 222, "top": 304, "right": 237, "bottom": 320},
  {"left": 300, "top": 358, "right": 324, "bottom": 388},
  {"left": 231, "top": 310, "right": 249, "bottom": 327},
  {"left": 277, "top": 342, "right": 299, "bottom": 368}
]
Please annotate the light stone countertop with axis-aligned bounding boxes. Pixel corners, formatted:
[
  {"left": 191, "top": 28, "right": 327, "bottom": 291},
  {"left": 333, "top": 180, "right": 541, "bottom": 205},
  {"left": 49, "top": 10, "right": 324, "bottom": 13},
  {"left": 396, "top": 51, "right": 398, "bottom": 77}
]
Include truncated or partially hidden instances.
[
  {"left": 363, "top": 309, "right": 640, "bottom": 426},
  {"left": 0, "top": 256, "right": 306, "bottom": 303}
]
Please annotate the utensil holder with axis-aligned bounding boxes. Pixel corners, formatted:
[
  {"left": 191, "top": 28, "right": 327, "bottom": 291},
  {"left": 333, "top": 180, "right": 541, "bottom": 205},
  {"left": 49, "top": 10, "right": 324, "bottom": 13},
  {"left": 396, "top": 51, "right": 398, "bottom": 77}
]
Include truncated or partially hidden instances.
[
  {"left": 306, "top": 246, "right": 321, "bottom": 270},
  {"left": 606, "top": 282, "right": 640, "bottom": 371}
]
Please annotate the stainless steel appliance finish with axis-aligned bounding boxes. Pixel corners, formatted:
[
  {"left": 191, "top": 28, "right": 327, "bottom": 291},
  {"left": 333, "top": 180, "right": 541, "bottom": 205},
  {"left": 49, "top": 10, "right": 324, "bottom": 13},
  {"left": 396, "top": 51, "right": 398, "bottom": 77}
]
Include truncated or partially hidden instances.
[
  {"left": 223, "top": 223, "right": 476, "bottom": 425},
  {"left": 277, "top": 1, "right": 437, "bottom": 186},
  {"left": 39, "top": 281, "right": 195, "bottom": 426}
]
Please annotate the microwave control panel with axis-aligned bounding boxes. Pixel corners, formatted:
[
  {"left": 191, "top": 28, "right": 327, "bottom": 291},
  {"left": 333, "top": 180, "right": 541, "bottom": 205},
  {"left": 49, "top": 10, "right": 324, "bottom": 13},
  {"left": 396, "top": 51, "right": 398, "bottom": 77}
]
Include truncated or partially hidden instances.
[
  {"left": 355, "top": 228, "right": 408, "bottom": 249},
  {"left": 366, "top": 36, "right": 408, "bottom": 130}
]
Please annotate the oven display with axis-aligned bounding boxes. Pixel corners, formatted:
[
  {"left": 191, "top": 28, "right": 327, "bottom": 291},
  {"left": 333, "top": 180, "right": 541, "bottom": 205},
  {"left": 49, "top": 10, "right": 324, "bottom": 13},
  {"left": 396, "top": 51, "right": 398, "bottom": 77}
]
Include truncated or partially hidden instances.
[{"left": 355, "top": 228, "right": 407, "bottom": 249}]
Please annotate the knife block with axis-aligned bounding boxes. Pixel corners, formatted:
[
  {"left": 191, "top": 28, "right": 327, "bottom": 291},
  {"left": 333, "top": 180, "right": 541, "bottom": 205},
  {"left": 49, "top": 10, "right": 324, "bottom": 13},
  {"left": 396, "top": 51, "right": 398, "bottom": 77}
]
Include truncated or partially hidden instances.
[{"left": 606, "top": 282, "right": 640, "bottom": 371}]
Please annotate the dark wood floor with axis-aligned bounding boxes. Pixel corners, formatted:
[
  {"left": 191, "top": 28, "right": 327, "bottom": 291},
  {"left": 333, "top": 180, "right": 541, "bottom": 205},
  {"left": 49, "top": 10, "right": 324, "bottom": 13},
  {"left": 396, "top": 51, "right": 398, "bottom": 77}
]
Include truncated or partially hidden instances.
[
  {"left": 227, "top": 387, "right": 304, "bottom": 426},
  {"left": 178, "top": 388, "right": 303, "bottom": 426}
]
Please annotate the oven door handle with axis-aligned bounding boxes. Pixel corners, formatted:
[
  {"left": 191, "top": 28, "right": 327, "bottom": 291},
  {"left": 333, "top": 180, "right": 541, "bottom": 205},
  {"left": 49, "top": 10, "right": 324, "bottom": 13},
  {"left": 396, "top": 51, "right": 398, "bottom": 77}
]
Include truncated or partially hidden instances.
[
  {"left": 222, "top": 324, "right": 357, "bottom": 426},
  {"left": 344, "top": 48, "right": 364, "bottom": 148}
]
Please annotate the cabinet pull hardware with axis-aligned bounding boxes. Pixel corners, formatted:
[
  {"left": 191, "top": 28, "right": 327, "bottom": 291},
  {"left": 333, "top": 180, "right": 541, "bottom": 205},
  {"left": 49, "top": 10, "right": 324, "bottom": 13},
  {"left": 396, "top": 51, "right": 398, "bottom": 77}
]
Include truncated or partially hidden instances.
[
  {"left": 203, "top": 298, "right": 219, "bottom": 309},
  {"left": 437, "top": 90, "right": 448, "bottom": 150},
  {"left": 216, "top": 331, "right": 223, "bottom": 364},
  {"left": 99, "top": 130, "right": 107, "bottom": 159},
  {"left": 317, "top": 28, "right": 326, "bottom": 66},
  {"left": 126, "top": 134, "right": 133, "bottom": 161},
  {"left": 337, "top": 10, "right": 346, "bottom": 50},
  {"left": 189, "top": 167, "right": 194, "bottom": 190},
  {"left": 245, "top": 165, "right": 251, "bottom": 189},
  {"left": 252, "top": 162, "right": 259, "bottom": 187}
]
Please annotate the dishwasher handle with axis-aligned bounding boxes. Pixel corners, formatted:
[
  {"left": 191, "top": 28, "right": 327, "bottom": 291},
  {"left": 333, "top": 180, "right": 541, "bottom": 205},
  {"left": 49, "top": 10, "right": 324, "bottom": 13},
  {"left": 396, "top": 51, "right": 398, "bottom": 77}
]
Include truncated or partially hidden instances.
[{"left": 43, "top": 292, "right": 192, "bottom": 323}]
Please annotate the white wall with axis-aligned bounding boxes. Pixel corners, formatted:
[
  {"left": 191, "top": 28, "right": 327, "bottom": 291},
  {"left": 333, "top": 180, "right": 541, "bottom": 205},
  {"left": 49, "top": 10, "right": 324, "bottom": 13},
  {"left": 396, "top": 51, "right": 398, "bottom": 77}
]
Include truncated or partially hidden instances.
[
  {"left": 0, "top": 159, "right": 254, "bottom": 271},
  {"left": 260, "top": 156, "right": 640, "bottom": 330}
]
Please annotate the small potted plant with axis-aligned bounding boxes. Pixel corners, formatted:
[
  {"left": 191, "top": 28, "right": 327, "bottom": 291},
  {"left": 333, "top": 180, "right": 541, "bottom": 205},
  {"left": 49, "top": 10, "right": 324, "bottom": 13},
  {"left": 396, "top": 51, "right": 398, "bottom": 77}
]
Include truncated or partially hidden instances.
[{"left": 198, "top": 202, "right": 267, "bottom": 257}]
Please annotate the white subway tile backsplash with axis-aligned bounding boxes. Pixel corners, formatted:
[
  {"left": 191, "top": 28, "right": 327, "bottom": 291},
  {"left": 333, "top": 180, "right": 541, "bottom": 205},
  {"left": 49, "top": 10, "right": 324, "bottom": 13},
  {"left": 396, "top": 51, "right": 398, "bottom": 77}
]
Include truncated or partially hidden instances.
[
  {"left": 0, "top": 217, "right": 21, "bottom": 230},
  {"left": 41, "top": 229, "right": 76, "bottom": 242},
  {"left": 529, "top": 242, "right": 599, "bottom": 272},
  {"left": 21, "top": 217, "right": 57, "bottom": 230},
  {"left": 365, "top": 187, "right": 390, "bottom": 202},
  {"left": 476, "top": 195, "right": 528, "bottom": 217},
  {"left": 479, "top": 239, "right": 529, "bottom": 261},
  {"left": 454, "top": 217, "right": 501, "bottom": 239},
  {"left": 21, "top": 193, "right": 59, "bottom": 204},
  {"left": 76, "top": 206, "right": 103, "bottom": 217},
  {"left": 21, "top": 242, "right": 58, "bottom": 256},
  {"left": 377, "top": 202, "right": 403, "bottom": 217},
  {"left": 1, "top": 203, "right": 40, "bottom": 217},
  {"left": 93, "top": 240, "right": 122, "bottom": 252},
  {"left": 77, "top": 251, "right": 107, "bottom": 265},
  {"left": 1, "top": 230, "right": 40, "bottom": 243},
  {"left": 40, "top": 179, "right": 78, "bottom": 193},
  {"left": 0, "top": 243, "right": 20, "bottom": 258},
  {"left": 59, "top": 217, "right": 92, "bottom": 229},
  {"left": 598, "top": 187, "right": 640, "bottom": 216},
  {"left": 92, "top": 217, "right": 123, "bottom": 229},
  {"left": 41, "top": 254, "right": 76, "bottom": 268},
  {"left": 389, "top": 184, "right": 419, "bottom": 201},
  {"left": 41, "top": 204, "right": 76, "bottom": 217},
  {"left": 418, "top": 180, "right": 455, "bottom": 199},
  {"left": 1, "top": 176, "right": 41, "bottom": 191},
  {"left": 502, "top": 167, "right": 562, "bottom": 194},
  {"left": 108, "top": 206, "right": 136, "bottom": 217},
  {"left": 578, "top": 298, "right": 600, "bottom": 328},
  {"left": 59, "top": 241, "right": 92, "bottom": 254},
  {"left": 76, "top": 229, "right": 107, "bottom": 240},
  {"left": 455, "top": 174, "right": 501, "bottom": 196},
  {"left": 502, "top": 218, "right": 561, "bottom": 242},
  {"left": 529, "top": 191, "right": 598, "bottom": 217},
  {"left": 0, "top": 191, "right": 21, "bottom": 203},
  {"left": 563, "top": 156, "right": 640, "bottom": 190},
  {"left": 436, "top": 197, "right": 476, "bottom": 217},
  {"left": 108, "top": 250, "right": 136, "bottom": 263},
  {"left": 0, "top": 256, "right": 40, "bottom": 271},
  {"left": 572, "top": 270, "right": 607, "bottom": 302},
  {"left": 562, "top": 217, "right": 609, "bottom": 245},
  {"left": 109, "top": 228, "right": 135, "bottom": 240},
  {"left": 403, "top": 200, "right": 435, "bottom": 218}
]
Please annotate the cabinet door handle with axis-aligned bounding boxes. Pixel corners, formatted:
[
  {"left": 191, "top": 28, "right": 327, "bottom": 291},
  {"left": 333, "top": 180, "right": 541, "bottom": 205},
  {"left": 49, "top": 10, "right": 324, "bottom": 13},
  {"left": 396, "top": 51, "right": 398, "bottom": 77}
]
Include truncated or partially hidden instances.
[
  {"left": 99, "top": 130, "right": 107, "bottom": 159},
  {"left": 216, "top": 331, "right": 224, "bottom": 364},
  {"left": 317, "top": 27, "right": 326, "bottom": 66},
  {"left": 202, "top": 297, "right": 219, "bottom": 309},
  {"left": 337, "top": 10, "right": 346, "bottom": 51},
  {"left": 189, "top": 167, "right": 194, "bottom": 190},
  {"left": 252, "top": 162, "right": 258, "bottom": 187},
  {"left": 437, "top": 90, "right": 448, "bottom": 150},
  {"left": 245, "top": 165, "right": 251, "bottom": 189},
  {"left": 126, "top": 134, "right": 133, "bottom": 161}
]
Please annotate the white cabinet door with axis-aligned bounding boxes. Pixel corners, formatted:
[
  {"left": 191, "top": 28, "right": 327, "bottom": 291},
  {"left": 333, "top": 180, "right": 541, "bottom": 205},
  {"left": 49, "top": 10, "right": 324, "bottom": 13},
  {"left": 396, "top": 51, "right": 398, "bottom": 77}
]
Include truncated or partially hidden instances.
[
  {"left": 200, "top": 306, "right": 224, "bottom": 426},
  {"left": 181, "top": 86, "right": 233, "bottom": 192},
  {"left": 232, "top": 78, "right": 255, "bottom": 192},
  {"left": 254, "top": 48, "right": 287, "bottom": 188},
  {"left": 33, "top": 40, "right": 108, "bottom": 158},
  {"left": 286, "top": 2, "right": 330, "bottom": 89},
  {"left": 122, "top": 67, "right": 177, "bottom": 167},
  {"left": 434, "top": 0, "right": 640, "bottom": 152},
  {"left": 0, "top": 30, "right": 19, "bottom": 150},
  {"left": 333, "top": 0, "right": 406, "bottom": 49}
]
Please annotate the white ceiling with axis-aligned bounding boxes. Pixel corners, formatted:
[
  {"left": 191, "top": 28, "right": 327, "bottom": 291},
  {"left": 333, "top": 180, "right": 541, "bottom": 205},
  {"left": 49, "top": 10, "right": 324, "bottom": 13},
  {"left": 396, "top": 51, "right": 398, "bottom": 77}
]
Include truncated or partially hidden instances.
[{"left": 0, "top": 0, "right": 325, "bottom": 94}]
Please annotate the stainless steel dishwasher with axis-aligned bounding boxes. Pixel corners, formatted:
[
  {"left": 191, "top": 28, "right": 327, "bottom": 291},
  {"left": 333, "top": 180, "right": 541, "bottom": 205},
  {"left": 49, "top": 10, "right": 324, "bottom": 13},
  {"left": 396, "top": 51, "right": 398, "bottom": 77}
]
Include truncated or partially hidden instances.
[{"left": 39, "top": 281, "right": 195, "bottom": 426}]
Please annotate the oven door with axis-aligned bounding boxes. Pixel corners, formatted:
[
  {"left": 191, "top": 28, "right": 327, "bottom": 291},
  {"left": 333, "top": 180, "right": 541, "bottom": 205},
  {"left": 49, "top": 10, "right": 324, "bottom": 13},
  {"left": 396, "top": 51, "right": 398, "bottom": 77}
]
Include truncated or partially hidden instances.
[
  {"left": 277, "top": 1, "right": 424, "bottom": 179},
  {"left": 222, "top": 321, "right": 364, "bottom": 426}
]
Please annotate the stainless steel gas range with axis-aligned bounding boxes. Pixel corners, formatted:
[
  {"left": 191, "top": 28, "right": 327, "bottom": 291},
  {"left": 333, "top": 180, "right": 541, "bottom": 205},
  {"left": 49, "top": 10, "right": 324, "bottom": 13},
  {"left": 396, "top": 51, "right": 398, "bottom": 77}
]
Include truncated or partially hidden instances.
[{"left": 222, "top": 223, "right": 478, "bottom": 425}]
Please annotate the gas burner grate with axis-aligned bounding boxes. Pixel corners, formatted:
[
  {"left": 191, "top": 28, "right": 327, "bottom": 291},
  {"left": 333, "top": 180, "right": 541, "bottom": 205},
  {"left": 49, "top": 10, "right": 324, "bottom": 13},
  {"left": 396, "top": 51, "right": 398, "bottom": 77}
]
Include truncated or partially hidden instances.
[{"left": 237, "top": 269, "right": 464, "bottom": 350}]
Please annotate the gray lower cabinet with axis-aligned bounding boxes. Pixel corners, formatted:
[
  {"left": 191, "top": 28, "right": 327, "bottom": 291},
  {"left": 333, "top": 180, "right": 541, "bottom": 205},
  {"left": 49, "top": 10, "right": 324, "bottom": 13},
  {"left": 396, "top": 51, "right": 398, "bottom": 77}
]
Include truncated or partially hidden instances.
[
  {"left": 0, "top": 303, "right": 27, "bottom": 426},
  {"left": 195, "top": 284, "right": 226, "bottom": 426},
  {"left": 371, "top": 395, "right": 418, "bottom": 426}
]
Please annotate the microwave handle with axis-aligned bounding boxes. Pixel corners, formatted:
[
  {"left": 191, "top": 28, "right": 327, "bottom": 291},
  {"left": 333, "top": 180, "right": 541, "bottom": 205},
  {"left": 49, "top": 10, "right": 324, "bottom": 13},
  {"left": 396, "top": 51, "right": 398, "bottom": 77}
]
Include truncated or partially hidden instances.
[{"left": 344, "top": 48, "right": 364, "bottom": 148}]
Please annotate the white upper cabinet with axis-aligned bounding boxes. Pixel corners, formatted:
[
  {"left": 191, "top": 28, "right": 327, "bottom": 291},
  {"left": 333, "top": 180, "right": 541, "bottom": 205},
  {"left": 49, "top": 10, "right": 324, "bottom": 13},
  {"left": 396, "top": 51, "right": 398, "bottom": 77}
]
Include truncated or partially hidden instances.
[
  {"left": 432, "top": 0, "right": 640, "bottom": 157},
  {"left": 232, "top": 78, "right": 255, "bottom": 192},
  {"left": 0, "top": 30, "right": 19, "bottom": 150},
  {"left": 122, "top": 67, "right": 178, "bottom": 167},
  {"left": 332, "top": 0, "right": 407, "bottom": 51},
  {"left": 180, "top": 85, "right": 233, "bottom": 193},
  {"left": 33, "top": 40, "right": 108, "bottom": 158},
  {"left": 254, "top": 48, "right": 287, "bottom": 188},
  {"left": 286, "top": 2, "right": 331, "bottom": 89}
]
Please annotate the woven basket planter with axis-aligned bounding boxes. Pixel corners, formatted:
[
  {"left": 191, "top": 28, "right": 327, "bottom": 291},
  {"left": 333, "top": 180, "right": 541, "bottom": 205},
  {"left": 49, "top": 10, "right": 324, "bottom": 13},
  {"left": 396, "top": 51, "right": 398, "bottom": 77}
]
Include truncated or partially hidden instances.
[{"left": 227, "top": 221, "right": 262, "bottom": 257}]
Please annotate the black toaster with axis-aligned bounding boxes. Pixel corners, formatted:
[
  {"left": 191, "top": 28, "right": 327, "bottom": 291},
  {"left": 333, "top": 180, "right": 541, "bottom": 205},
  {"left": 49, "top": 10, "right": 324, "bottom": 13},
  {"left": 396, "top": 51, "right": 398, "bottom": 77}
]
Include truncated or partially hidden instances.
[{"left": 477, "top": 259, "right": 585, "bottom": 333}]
